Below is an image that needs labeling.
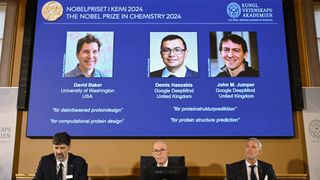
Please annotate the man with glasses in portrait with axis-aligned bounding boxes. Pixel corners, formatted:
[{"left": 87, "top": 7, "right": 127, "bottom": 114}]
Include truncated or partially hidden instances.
[{"left": 150, "top": 34, "right": 198, "bottom": 78}]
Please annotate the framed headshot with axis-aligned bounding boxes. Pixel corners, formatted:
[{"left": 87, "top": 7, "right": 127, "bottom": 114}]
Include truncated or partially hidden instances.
[
  {"left": 149, "top": 32, "right": 198, "bottom": 78},
  {"left": 63, "top": 31, "right": 114, "bottom": 78},
  {"left": 209, "top": 31, "right": 259, "bottom": 78}
]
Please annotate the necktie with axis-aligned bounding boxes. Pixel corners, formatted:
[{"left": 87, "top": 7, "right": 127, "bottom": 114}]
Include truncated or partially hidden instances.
[
  {"left": 249, "top": 165, "right": 257, "bottom": 180},
  {"left": 168, "top": 74, "right": 176, "bottom": 78},
  {"left": 57, "top": 163, "right": 63, "bottom": 180}
]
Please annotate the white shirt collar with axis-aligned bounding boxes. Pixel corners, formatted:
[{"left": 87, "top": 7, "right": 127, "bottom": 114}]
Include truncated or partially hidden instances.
[
  {"left": 162, "top": 66, "right": 187, "bottom": 78},
  {"left": 157, "top": 159, "right": 169, "bottom": 167},
  {"left": 245, "top": 160, "right": 258, "bottom": 167},
  {"left": 56, "top": 156, "right": 68, "bottom": 166}
]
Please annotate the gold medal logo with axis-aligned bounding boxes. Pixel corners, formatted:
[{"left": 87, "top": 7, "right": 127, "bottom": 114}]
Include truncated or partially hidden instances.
[{"left": 41, "top": 1, "right": 63, "bottom": 21}]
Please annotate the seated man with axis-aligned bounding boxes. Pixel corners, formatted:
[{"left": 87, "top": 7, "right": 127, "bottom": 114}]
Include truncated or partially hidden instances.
[
  {"left": 33, "top": 132, "right": 88, "bottom": 180},
  {"left": 151, "top": 141, "right": 182, "bottom": 167},
  {"left": 140, "top": 141, "right": 185, "bottom": 180},
  {"left": 226, "top": 138, "right": 277, "bottom": 180}
]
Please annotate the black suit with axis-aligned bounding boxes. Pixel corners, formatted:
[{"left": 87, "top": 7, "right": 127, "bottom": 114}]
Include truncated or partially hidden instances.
[
  {"left": 150, "top": 67, "right": 198, "bottom": 77},
  {"left": 33, "top": 153, "right": 88, "bottom": 180},
  {"left": 226, "top": 160, "right": 277, "bottom": 180}
]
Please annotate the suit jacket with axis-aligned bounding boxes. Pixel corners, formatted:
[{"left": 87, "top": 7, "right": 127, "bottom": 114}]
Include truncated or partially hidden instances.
[
  {"left": 150, "top": 67, "right": 198, "bottom": 77},
  {"left": 226, "top": 160, "right": 277, "bottom": 180},
  {"left": 33, "top": 153, "right": 88, "bottom": 180}
]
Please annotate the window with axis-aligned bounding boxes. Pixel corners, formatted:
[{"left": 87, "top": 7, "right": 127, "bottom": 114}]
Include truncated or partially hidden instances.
[
  {"left": 314, "top": 3, "right": 320, "bottom": 63},
  {"left": 0, "top": 0, "right": 18, "bottom": 86},
  {"left": 0, "top": 3, "right": 6, "bottom": 66}
]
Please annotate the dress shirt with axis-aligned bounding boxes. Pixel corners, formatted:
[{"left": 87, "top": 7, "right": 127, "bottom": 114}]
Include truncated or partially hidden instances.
[
  {"left": 56, "top": 157, "right": 68, "bottom": 180},
  {"left": 162, "top": 66, "right": 187, "bottom": 77},
  {"left": 246, "top": 160, "right": 259, "bottom": 180},
  {"left": 157, "top": 160, "right": 168, "bottom": 167}
]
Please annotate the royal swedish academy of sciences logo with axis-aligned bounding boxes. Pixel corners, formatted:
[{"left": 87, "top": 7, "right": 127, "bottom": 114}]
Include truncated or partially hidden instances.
[
  {"left": 227, "top": 2, "right": 241, "bottom": 18},
  {"left": 309, "top": 119, "right": 320, "bottom": 139}
]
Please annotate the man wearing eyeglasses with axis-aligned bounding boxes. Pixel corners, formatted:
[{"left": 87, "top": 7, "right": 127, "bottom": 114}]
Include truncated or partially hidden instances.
[
  {"left": 151, "top": 141, "right": 185, "bottom": 167},
  {"left": 150, "top": 34, "right": 198, "bottom": 78},
  {"left": 140, "top": 141, "right": 185, "bottom": 180},
  {"left": 152, "top": 141, "right": 171, "bottom": 167}
]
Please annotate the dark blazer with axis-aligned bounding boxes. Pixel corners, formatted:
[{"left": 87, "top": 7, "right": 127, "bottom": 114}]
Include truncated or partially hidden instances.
[
  {"left": 33, "top": 153, "right": 88, "bottom": 180},
  {"left": 150, "top": 67, "right": 198, "bottom": 77},
  {"left": 226, "top": 160, "right": 277, "bottom": 180}
]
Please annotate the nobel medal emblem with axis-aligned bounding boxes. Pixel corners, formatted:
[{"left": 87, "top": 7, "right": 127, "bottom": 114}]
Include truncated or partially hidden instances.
[{"left": 41, "top": 1, "right": 63, "bottom": 21}]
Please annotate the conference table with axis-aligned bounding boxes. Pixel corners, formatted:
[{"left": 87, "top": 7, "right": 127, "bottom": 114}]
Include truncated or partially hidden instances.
[{"left": 16, "top": 173, "right": 308, "bottom": 180}]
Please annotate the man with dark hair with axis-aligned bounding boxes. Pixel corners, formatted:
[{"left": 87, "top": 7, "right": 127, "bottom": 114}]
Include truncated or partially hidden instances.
[
  {"left": 226, "top": 138, "right": 277, "bottom": 180},
  {"left": 65, "top": 33, "right": 105, "bottom": 77},
  {"left": 150, "top": 34, "right": 198, "bottom": 78},
  {"left": 216, "top": 34, "right": 259, "bottom": 77},
  {"left": 33, "top": 132, "right": 88, "bottom": 180}
]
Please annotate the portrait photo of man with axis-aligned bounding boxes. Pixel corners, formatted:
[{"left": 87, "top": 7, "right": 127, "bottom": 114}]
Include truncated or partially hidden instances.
[
  {"left": 63, "top": 32, "right": 114, "bottom": 78},
  {"left": 149, "top": 32, "right": 198, "bottom": 78},
  {"left": 209, "top": 32, "right": 259, "bottom": 77}
]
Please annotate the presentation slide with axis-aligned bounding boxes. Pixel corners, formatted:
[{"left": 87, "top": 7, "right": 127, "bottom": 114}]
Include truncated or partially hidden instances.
[{"left": 27, "top": 0, "right": 294, "bottom": 137}]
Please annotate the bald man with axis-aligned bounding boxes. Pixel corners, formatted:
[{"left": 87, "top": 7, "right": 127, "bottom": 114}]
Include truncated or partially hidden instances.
[
  {"left": 140, "top": 141, "right": 185, "bottom": 180},
  {"left": 152, "top": 141, "right": 169, "bottom": 167},
  {"left": 151, "top": 141, "right": 185, "bottom": 167}
]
